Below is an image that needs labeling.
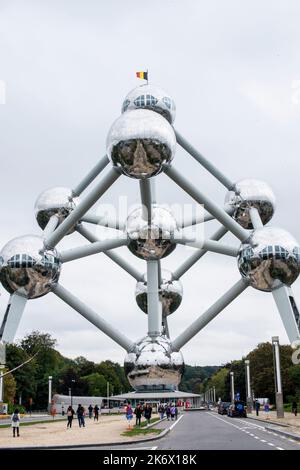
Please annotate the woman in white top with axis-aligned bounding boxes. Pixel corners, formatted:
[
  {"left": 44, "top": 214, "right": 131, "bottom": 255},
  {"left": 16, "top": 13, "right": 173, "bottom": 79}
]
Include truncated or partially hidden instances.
[{"left": 11, "top": 408, "right": 21, "bottom": 437}]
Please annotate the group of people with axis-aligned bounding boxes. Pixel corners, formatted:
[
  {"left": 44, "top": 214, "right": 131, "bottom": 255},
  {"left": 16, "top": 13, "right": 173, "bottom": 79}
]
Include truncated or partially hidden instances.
[
  {"left": 158, "top": 403, "right": 178, "bottom": 421},
  {"left": 66, "top": 404, "right": 100, "bottom": 428},
  {"left": 125, "top": 402, "right": 153, "bottom": 428}
]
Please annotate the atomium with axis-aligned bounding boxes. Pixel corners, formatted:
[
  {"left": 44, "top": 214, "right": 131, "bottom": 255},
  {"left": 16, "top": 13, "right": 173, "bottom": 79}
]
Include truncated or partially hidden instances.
[
  {"left": 0, "top": 235, "right": 61, "bottom": 299},
  {"left": 124, "top": 335, "right": 184, "bottom": 391},
  {"left": 126, "top": 205, "right": 178, "bottom": 260},
  {"left": 136, "top": 270, "right": 183, "bottom": 315},
  {"left": 106, "top": 109, "right": 176, "bottom": 179},
  {"left": 121, "top": 84, "right": 176, "bottom": 124},
  {"left": 238, "top": 227, "right": 300, "bottom": 292},
  {"left": 35, "top": 186, "right": 79, "bottom": 233},
  {"left": 225, "top": 179, "right": 276, "bottom": 229}
]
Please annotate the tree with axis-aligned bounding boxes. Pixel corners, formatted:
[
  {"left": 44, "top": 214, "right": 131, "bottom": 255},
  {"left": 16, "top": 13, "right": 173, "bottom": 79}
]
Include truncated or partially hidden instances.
[
  {"left": 82, "top": 373, "right": 107, "bottom": 396},
  {"left": 5, "top": 343, "right": 36, "bottom": 404},
  {"left": 3, "top": 371, "right": 16, "bottom": 404}
]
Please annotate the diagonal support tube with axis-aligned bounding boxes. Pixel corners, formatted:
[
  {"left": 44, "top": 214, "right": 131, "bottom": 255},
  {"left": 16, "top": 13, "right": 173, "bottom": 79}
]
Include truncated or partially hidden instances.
[
  {"left": 164, "top": 165, "right": 248, "bottom": 242},
  {"left": 44, "top": 168, "right": 120, "bottom": 249},
  {"left": 176, "top": 237, "right": 238, "bottom": 257},
  {"left": 147, "top": 260, "right": 162, "bottom": 337},
  {"left": 60, "top": 237, "right": 128, "bottom": 263},
  {"left": 81, "top": 213, "right": 125, "bottom": 231},
  {"left": 172, "top": 226, "right": 228, "bottom": 280},
  {"left": 43, "top": 215, "right": 59, "bottom": 238},
  {"left": 72, "top": 155, "right": 110, "bottom": 197},
  {"left": 76, "top": 225, "right": 144, "bottom": 281},
  {"left": 53, "top": 283, "right": 135, "bottom": 352},
  {"left": 174, "top": 129, "right": 234, "bottom": 190},
  {"left": 172, "top": 278, "right": 249, "bottom": 351}
]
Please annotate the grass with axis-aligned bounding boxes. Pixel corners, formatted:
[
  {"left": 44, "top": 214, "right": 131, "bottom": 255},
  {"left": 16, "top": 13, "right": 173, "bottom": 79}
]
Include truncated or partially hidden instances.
[{"left": 122, "top": 427, "right": 161, "bottom": 437}]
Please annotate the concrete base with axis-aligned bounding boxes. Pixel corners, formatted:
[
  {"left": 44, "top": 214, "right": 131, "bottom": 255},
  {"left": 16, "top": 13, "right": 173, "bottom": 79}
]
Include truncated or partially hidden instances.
[{"left": 275, "top": 392, "right": 284, "bottom": 418}]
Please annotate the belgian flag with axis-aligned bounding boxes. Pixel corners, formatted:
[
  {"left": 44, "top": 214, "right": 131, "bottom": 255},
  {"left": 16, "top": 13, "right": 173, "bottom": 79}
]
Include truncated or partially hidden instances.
[{"left": 136, "top": 71, "right": 148, "bottom": 81}]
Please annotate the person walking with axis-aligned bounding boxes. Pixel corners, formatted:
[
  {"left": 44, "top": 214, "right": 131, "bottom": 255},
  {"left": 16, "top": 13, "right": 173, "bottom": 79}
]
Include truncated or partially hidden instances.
[
  {"left": 66, "top": 405, "right": 75, "bottom": 428},
  {"left": 125, "top": 403, "right": 134, "bottom": 429},
  {"left": 292, "top": 400, "right": 298, "bottom": 416},
  {"left": 11, "top": 408, "right": 21, "bottom": 437},
  {"left": 88, "top": 404, "right": 93, "bottom": 419},
  {"left": 255, "top": 400, "right": 260, "bottom": 416},
  {"left": 76, "top": 404, "right": 85, "bottom": 428},
  {"left": 134, "top": 403, "right": 143, "bottom": 427},
  {"left": 170, "top": 404, "right": 176, "bottom": 421},
  {"left": 158, "top": 403, "right": 165, "bottom": 420},
  {"left": 174, "top": 405, "right": 178, "bottom": 420},
  {"left": 94, "top": 404, "right": 100, "bottom": 421},
  {"left": 166, "top": 403, "right": 171, "bottom": 421},
  {"left": 144, "top": 404, "right": 152, "bottom": 426}
]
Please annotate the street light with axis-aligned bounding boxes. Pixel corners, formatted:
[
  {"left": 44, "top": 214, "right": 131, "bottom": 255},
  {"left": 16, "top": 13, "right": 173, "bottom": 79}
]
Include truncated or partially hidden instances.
[
  {"left": 48, "top": 376, "right": 53, "bottom": 412},
  {"left": 230, "top": 372, "right": 235, "bottom": 403},
  {"left": 272, "top": 336, "right": 284, "bottom": 418},
  {"left": 245, "top": 360, "right": 252, "bottom": 413},
  {"left": 69, "top": 379, "right": 75, "bottom": 408}
]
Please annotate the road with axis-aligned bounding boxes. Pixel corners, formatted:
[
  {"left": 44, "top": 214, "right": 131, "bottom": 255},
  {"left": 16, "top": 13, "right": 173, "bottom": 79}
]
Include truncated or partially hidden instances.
[{"left": 90, "top": 411, "right": 300, "bottom": 451}]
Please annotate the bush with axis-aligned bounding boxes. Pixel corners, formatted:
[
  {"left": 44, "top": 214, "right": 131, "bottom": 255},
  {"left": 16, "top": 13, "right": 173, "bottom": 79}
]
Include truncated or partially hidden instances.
[{"left": 7, "top": 404, "right": 27, "bottom": 414}]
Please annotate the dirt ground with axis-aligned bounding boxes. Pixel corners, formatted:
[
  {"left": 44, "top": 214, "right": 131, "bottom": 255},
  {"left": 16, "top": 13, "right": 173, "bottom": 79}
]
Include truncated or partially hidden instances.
[{"left": 0, "top": 414, "right": 158, "bottom": 448}]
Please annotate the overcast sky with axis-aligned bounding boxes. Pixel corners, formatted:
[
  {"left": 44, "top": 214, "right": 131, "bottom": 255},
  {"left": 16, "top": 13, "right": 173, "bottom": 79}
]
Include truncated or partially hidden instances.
[{"left": 0, "top": 0, "right": 300, "bottom": 367}]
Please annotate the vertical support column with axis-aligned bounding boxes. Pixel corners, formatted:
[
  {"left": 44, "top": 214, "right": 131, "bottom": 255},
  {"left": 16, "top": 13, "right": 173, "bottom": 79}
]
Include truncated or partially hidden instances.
[
  {"left": 245, "top": 360, "right": 252, "bottom": 413},
  {"left": 48, "top": 376, "right": 53, "bottom": 412},
  {"left": 213, "top": 386, "right": 216, "bottom": 404},
  {"left": 272, "top": 336, "right": 284, "bottom": 418},
  {"left": 0, "top": 371, "right": 3, "bottom": 402},
  {"left": 147, "top": 260, "right": 162, "bottom": 337},
  {"left": 230, "top": 372, "right": 235, "bottom": 403}
]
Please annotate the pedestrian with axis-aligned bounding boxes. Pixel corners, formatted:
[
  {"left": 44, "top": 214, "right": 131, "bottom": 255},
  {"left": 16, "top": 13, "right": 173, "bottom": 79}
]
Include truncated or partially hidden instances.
[
  {"left": 174, "top": 405, "right": 178, "bottom": 420},
  {"left": 144, "top": 404, "right": 152, "bottom": 426},
  {"left": 264, "top": 402, "right": 270, "bottom": 419},
  {"left": 94, "top": 404, "right": 100, "bottom": 421},
  {"left": 66, "top": 405, "right": 75, "bottom": 428},
  {"left": 125, "top": 403, "right": 133, "bottom": 429},
  {"left": 158, "top": 403, "right": 165, "bottom": 420},
  {"left": 166, "top": 403, "right": 171, "bottom": 421},
  {"left": 76, "top": 404, "right": 85, "bottom": 428},
  {"left": 170, "top": 403, "right": 176, "bottom": 421},
  {"left": 88, "top": 404, "right": 93, "bottom": 419},
  {"left": 61, "top": 405, "right": 65, "bottom": 416},
  {"left": 292, "top": 400, "right": 298, "bottom": 416},
  {"left": 11, "top": 408, "right": 21, "bottom": 437},
  {"left": 134, "top": 403, "right": 143, "bottom": 427},
  {"left": 255, "top": 400, "right": 260, "bottom": 416}
]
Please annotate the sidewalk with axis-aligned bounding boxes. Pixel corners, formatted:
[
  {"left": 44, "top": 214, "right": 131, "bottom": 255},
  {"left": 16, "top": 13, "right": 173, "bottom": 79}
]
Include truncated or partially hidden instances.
[{"left": 0, "top": 414, "right": 170, "bottom": 449}]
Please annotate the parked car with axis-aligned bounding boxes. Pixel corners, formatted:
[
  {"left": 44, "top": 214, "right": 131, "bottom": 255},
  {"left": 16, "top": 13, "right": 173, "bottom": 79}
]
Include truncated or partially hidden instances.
[
  {"left": 218, "top": 402, "right": 231, "bottom": 415},
  {"left": 227, "top": 401, "right": 247, "bottom": 418}
]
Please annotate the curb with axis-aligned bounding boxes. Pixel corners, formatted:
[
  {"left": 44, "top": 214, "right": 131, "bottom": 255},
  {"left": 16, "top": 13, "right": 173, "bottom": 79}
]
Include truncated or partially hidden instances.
[
  {"left": 246, "top": 415, "right": 290, "bottom": 428},
  {"left": 265, "top": 425, "right": 300, "bottom": 442},
  {"left": 0, "top": 416, "right": 177, "bottom": 450}
]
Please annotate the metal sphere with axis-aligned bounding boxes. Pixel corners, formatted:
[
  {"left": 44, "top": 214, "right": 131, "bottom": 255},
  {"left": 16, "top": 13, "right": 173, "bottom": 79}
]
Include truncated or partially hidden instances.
[
  {"left": 34, "top": 187, "right": 79, "bottom": 233},
  {"left": 124, "top": 335, "right": 184, "bottom": 391},
  {"left": 121, "top": 84, "right": 176, "bottom": 123},
  {"left": 106, "top": 109, "right": 176, "bottom": 179},
  {"left": 225, "top": 179, "right": 276, "bottom": 229},
  {"left": 0, "top": 235, "right": 61, "bottom": 299},
  {"left": 135, "top": 270, "right": 183, "bottom": 315},
  {"left": 126, "top": 206, "right": 177, "bottom": 260},
  {"left": 238, "top": 227, "right": 300, "bottom": 292}
]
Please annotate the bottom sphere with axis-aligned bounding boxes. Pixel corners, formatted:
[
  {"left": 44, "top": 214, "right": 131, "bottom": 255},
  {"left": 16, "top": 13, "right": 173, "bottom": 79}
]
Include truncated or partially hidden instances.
[{"left": 124, "top": 335, "right": 184, "bottom": 392}]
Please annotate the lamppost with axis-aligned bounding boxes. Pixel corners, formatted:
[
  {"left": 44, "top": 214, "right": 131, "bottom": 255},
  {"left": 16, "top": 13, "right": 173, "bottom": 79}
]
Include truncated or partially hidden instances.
[
  {"left": 272, "top": 336, "right": 284, "bottom": 418},
  {"left": 245, "top": 360, "right": 252, "bottom": 413},
  {"left": 48, "top": 376, "right": 53, "bottom": 412},
  {"left": 69, "top": 379, "right": 75, "bottom": 408},
  {"left": 230, "top": 372, "right": 235, "bottom": 403},
  {"left": 107, "top": 381, "right": 110, "bottom": 412}
]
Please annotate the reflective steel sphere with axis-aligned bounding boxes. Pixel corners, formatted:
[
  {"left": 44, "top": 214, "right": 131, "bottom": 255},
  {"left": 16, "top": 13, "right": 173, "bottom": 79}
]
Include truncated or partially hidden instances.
[
  {"left": 225, "top": 179, "right": 276, "bottom": 229},
  {"left": 34, "top": 187, "right": 79, "bottom": 233},
  {"left": 0, "top": 235, "right": 61, "bottom": 299},
  {"left": 238, "top": 227, "right": 300, "bottom": 292},
  {"left": 135, "top": 270, "right": 183, "bottom": 315},
  {"left": 121, "top": 84, "right": 176, "bottom": 123},
  {"left": 126, "top": 206, "right": 177, "bottom": 260},
  {"left": 124, "top": 335, "right": 184, "bottom": 391},
  {"left": 106, "top": 109, "right": 176, "bottom": 179}
]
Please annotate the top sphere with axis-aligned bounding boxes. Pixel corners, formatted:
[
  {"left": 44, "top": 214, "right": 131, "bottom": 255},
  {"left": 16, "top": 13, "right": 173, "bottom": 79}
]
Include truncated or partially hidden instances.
[
  {"left": 106, "top": 109, "right": 176, "bottom": 179},
  {"left": 35, "top": 187, "right": 79, "bottom": 233},
  {"left": 225, "top": 179, "right": 276, "bottom": 229},
  {"left": 0, "top": 235, "right": 61, "bottom": 299},
  {"left": 122, "top": 84, "right": 176, "bottom": 123},
  {"left": 238, "top": 227, "right": 300, "bottom": 292}
]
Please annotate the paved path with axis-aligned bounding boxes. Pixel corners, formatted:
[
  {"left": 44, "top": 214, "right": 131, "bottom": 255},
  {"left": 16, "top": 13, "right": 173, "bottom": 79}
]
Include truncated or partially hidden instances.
[{"left": 93, "top": 412, "right": 300, "bottom": 451}]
